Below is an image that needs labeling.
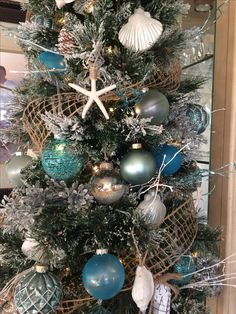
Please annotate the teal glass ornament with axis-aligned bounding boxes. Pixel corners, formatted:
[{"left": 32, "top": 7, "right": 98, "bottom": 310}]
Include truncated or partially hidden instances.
[
  {"left": 120, "top": 143, "right": 156, "bottom": 185},
  {"left": 134, "top": 89, "right": 169, "bottom": 125},
  {"left": 173, "top": 255, "right": 196, "bottom": 286},
  {"left": 186, "top": 104, "right": 210, "bottom": 134},
  {"left": 14, "top": 265, "right": 63, "bottom": 314},
  {"left": 153, "top": 144, "right": 182, "bottom": 176},
  {"left": 41, "top": 138, "right": 84, "bottom": 181},
  {"left": 82, "top": 250, "right": 125, "bottom": 300},
  {"left": 6, "top": 153, "right": 32, "bottom": 187},
  {"left": 38, "top": 52, "right": 66, "bottom": 74}
]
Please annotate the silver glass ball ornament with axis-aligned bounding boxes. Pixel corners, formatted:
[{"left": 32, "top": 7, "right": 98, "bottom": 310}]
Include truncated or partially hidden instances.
[
  {"left": 134, "top": 89, "right": 169, "bottom": 125},
  {"left": 120, "top": 144, "right": 156, "bottom": 185},
  {"left": 91, "top": 162, "right": 126, "bottom": 205},
  {"left": 6, "top": 153, "right": 32, "bottom": 187},
  {"left": 14, "top": 265, "right": 63, "bottom": 314}
]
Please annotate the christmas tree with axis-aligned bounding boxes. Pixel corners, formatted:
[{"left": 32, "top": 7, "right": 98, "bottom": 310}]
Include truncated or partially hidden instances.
[{"left": 0, "top": 1, "right": 223, "bottom": 313}]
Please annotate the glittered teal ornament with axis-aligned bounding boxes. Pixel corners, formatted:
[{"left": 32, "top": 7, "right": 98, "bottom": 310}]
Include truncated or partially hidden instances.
[
  {"left": 14, "top": 265, "right": 62, "bottom": 314},
  {"left": 6, "top": 153, "right": 32, "bottom": 187},
  {"left": 82, "top": 250, "right": 125, "bottom": 300},
  {"left": 41, "top": 137, "right": 84, "bottom": 181},
  {"left": 186, "top": 104, "right": 210, "bottom": 134},
  {"left": 120, "top": 143, "right": 156, "bottom": 185},
  {"left": 173, "top": 255, "right": 196, "bottom": 286},
  {"left": 134, "top": 89, "right": 169, "bottom": 125}
]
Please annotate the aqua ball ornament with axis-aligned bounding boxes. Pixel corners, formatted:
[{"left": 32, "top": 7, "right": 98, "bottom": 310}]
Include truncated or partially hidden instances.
[
  {"left": 38, "top": 52, "right": 66, "bottom": 74},
  {"left": 186, "top": 104, "right": 210, "bottom": 134},
  {"left": 120, "top": 144, "right": 156, "bottom": 185},
  {"left": 173, "top": 255, "right": 196, "bottom": 286},
  {"left": 134, "top": 89, "right": 169, "bottom": 125},
  {"left": 82, "top": 250, "right": 125, "bottom": 300},
  {"left": 153, "top": 144, "right": 183, "bottom": 176},
  {"left": 14, "top": 265, "right": 63, "bottom": 314},
  {"left": 41, "top": 137, "right": 84, "bottom": 181},
  {"left": 6, "top": 153, "right": 32, "bottom": 187}
]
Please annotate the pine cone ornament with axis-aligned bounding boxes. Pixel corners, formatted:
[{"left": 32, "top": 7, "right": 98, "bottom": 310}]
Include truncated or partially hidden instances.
[{"left": 57, "top": 28, "right": 75, "bottom": 55}]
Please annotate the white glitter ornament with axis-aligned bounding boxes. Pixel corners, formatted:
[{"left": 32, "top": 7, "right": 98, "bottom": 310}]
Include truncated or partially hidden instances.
[
  {"left": 131, "top": 266, "right": 154, "bottom": 313},
  {"left": 21, "top": 238, "right": 48, "bottom": 263},
  {"left": 136, "top": 190, "right": 166, "bottom": 226},
  {"left": 119, "top": 8, "right": 163, "bottom": 52}
]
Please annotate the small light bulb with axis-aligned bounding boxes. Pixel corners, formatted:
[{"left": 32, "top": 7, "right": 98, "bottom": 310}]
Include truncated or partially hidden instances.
[
  {"left": 93, "top": 165, "right": 99, "bottom": 173},
  {"left": 107, "top": 46, "right": 113, "bottom": 54},
  {"left": 192, "top": 252, "right": 198, "bottom": 258},
  {"left": 109, "top": 107, "right": 114, "bottom": 112}
]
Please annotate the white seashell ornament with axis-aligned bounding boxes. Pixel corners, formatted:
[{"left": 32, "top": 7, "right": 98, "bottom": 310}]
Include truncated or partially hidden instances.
[
  {"left": 55, "top": 0, "right": 75, "bottom": 9},
  {"left": 21, "top": 238, "right": 48, "bottom": 263},
  {"left": 119, "top": 8, "right": 163, "bottom": 52},
  {"left": 132, "top": 265, "right": 154, "bottom": 313},
  {"left": 136, "top": 190, "right": 166, "bottom": 226}
]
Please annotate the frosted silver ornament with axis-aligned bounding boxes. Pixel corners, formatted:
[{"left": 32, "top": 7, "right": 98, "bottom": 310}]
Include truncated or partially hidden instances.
[
  {"left": 21, "top": 238, "right": 48, "bottom": 263},
  {"left": 153, "top": 284, "right": 171, "bottom": 314},
  {"left": 136, "top": 190, "right": 166, "bottom": 226},
  {"left": 119, "top": 8, "right": 163, "bottom": 52},
  {"left": 132, "top": 265, "right": 154, "bottom": 313}
]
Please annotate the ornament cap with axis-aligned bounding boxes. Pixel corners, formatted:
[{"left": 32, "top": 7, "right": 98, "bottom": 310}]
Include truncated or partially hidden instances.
[
  {"left": 100, "top": 162, "right": 114, "bottom": 171},
  {"left": 35, "top": 264, "right": 49, "bottom": 273},
  {"left": 132, "top": 143, "right": 142, "bottom": 150},
  {"left": 96, "top": 249, "right": 108, "bottom": 255},
  {"left": 15, "top": 152, "right": 23, "bottom": 156}
]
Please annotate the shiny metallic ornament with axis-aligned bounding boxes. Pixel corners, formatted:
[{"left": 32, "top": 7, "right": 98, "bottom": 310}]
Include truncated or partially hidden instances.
[
  {"left": 136, "top": 190, "right": 166, "bottom": 226},
  {"left": 14, "top": 265, "right": 63, "bottom": 314},
  {"left": 41, "top": 137, "right": 84, "bottom": 181},
  {"left": 135, "top": 90, "right": 169, "bottom": 125},
  {"left": 132, "top": 265, "right": 154, "bottom": 312},
  {"left": 119, "top": 8, "right": 163, "bottom": 52},
  {"left": 90, "top": 162, "right": 126, "bottom": 205},
  {"left": 186, "top": 103, "right": 210, "bottom": 134},
  {"left": 120, "top": 144, "right": 156, "bottom": 185},
  {"left": 6, "top": 153, "right": 32, "bottom": 187}
]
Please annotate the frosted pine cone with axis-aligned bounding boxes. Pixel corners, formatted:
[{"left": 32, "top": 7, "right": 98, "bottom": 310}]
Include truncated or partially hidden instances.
[{"left": 57, "top": 28, "right": 75, "bottom": 55}]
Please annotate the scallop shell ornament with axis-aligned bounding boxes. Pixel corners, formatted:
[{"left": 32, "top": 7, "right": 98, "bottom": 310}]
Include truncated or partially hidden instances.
[{"left": 119, "top": 8, "right": 163, "bottom": 52}]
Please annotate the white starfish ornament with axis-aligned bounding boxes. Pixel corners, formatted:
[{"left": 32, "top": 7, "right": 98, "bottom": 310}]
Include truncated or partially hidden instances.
[
  {"left": 55, "top": 0, "right": 75, "bottom": 9},
  {"left": 69, "top": 67, "right": 116, "bottom": 120}
]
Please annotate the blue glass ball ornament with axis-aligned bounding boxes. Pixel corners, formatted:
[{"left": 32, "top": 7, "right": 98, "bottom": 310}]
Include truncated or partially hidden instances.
[
  {"left": 38, "top": 51, "right": 66, "bottom": 74},
  {"left": 120, "top": 143, "right": 156, "bottom": 185},
  {"left": 173, "top": 255, "right": 196, "bottom": 286},
  {"left": 82, "top": 251, "right": 125, "bottom": 300},
  {"left": 153, "top": 144, "right": 183, "bottom": 176},
  {"left": 41, "top": 137, "right": 84, "bottom": 181},
  {"left": 14, "top": 265, "right": 63, "bottom": 314},
  {"left": 186, "top": 104, "right": 210, "bottom": 134}
]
